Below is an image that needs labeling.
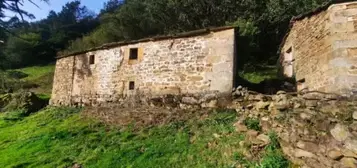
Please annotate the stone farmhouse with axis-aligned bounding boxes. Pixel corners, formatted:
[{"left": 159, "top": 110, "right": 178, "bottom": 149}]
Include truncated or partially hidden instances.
[
  {"left": 280, "top": 0, "right": 357, "bottom": 95},
  {"left": 50, "top": 27, "right": 238, "bottom": 106}
]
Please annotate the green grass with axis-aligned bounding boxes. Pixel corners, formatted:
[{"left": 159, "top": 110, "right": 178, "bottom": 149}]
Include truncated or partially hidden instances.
[
  {"left": 0, "top": 108, "right": 290, "bottom": 168},
  {"left": 0, "top": 108, "right": 243, "bottom": 167},
  {"left": 239, "top": 66, "right": 278, "bottom": 84},
  {"left": 15, "top": 65, "right": 55, "bottom": 81},
  {"left": 7, "top": 65, "right": 55, "bottom": 95},
  {"left": 244, "top": 117, "right": 262, "bottom": 131}
]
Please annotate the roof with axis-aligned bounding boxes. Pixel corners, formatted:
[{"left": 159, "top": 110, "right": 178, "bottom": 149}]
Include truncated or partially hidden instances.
[
  {"left": 57, "top": 26, "right": 235, "bottom": 59},
  {"left": 278, "top": 0, "right": 356, "bottom": 57}
]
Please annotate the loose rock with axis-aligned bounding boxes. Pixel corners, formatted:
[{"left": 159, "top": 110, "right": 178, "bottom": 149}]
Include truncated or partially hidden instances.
[
  {"left": 247, "top": 130, "right": 259, "bottom": 138},
  {"left": 353, "top": 112, "right": 357, "bottom": 120},
  {"left": 342, "top": 149, "right": 357, "bottom": 159},
  {"left": 330, "top": 124, "right": 351, "bottom": 142},
  {"left": 345, "top": 139, "right": 357, "bottom": 154},
  {"left": 340, "top": 157, "right": 357, "bottom": 168},
  {"left": 294, "top": 149, "right": 316, "bottom": 158},
  {"left": 234, "top": 123, "right": 248, "bottom": 133},
  {"left": 181, "top": 97, "right": 199, "bottom": 105},
  {"left": 328, "top": 150, "right": 344, "bottom": 160},
  {"left": 255, "top": 101, "right": 270, "bottom": 110},
  {"left": 257, "top": 134, "right": 270, "bottom": 144},
  {"left": 201, "top": 100, "right": 217, "bottom": 108}
]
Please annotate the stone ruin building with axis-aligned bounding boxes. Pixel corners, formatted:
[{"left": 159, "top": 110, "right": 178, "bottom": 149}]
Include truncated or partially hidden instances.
[
  {"left": 50, "top": 27, "right": 238, "bottom": 106},
  {"left": 50, "top": 0, "right": 357, "bottom": 106},
  {"left": 280, "top": 0, "right": 357, "bottom": 95}
]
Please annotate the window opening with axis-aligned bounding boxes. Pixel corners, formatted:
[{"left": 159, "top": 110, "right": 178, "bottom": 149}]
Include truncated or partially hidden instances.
[
  {"left": 129, "top": 81, "right": 135, "bottom": 90},
  {"left": 129, "top": 48, "right": 138, "bottom": 60},
  {"left": 89, "top": 55, "right": 95, "bottom": 65}
]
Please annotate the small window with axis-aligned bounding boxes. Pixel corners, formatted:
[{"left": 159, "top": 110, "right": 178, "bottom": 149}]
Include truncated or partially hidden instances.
[
  {"left": 129, "top": 81, "right": 135, "bottom": 90},
  {"left": 129, "top": 48, "right": 138, "bottom": 60},
  {"left": 89, "top": 55, "right": 95, "bottom": 65}
]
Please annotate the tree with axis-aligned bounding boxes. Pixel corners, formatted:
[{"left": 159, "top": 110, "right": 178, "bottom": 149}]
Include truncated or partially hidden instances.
[
  {"left": 1, "top": 0, "right": 99, "bottom": 68},
  {"left": 100, "top": 0, "right": 124, "bottom": 15}
]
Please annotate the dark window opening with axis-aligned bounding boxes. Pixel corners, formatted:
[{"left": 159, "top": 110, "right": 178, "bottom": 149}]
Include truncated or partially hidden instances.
[
  {"left": 129, "top": 81, "right": 135, "bottom": 90},
  {"left": 89, "top": 55, "right": 95, "bottom": 65},
  {"left": 297, "top": 78, "right": 306, "bottom": 83},
  {"left": 129, "top": 48, "right": 138, "bottom": 60}
]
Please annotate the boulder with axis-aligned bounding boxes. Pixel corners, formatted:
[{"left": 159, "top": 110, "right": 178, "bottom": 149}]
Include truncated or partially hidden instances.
[{"left": 331, "top": 124, "right": 351, "bottom": 142}]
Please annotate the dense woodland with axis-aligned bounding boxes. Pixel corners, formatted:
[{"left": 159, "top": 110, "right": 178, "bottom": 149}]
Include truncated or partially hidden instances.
[{"left": 0, "top": 0, "right": 329, "bottom": 69}]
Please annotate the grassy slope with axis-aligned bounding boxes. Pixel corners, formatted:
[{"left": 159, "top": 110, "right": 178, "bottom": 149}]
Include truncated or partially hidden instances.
[
  {"left": 0, "top": 108, "right": 288, "bottom": 168},
  {"left": 14, "top": 65, "right": 55, "bottom": 97},
  {"left": 239, "top": 66, "right": 278, "bottom": 84}
]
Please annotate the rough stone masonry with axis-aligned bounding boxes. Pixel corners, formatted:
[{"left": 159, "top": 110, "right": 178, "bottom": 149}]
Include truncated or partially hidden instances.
[
  {"left": 280, "top": 1, "right": 357, "bottom": 95},
  {"left": 50, "top": 27, "right": 237, "bottom": 106}
]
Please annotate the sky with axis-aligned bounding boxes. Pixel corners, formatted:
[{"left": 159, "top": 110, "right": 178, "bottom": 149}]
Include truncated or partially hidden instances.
[{"left": 6, "top": 0, "right": 108, "bottom": 21}]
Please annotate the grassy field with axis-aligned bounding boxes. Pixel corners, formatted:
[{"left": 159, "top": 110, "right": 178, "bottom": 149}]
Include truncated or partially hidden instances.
[{"left": 0, "top": 107, "right": 289, "bottom": 168}]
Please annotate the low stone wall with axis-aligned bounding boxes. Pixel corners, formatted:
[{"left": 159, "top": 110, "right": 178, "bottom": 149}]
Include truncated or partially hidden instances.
[
  {"left": 69, "top": 90, "right": 231, "bottom": 110},
  {"left": 230, "top": 87, "right": 357, "bottom": 168},
  {"left": 63, "top": 85, "right": 357, "bottom": 167}
]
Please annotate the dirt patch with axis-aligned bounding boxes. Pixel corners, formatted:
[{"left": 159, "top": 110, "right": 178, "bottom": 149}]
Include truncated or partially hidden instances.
[{"left": 82, "top": 106, "right": 212, "bottom": 128}]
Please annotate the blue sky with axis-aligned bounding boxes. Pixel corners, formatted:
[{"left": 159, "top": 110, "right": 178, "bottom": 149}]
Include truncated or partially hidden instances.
[{"left": 6, "top": 0, "right": 108, "bottom": 21}]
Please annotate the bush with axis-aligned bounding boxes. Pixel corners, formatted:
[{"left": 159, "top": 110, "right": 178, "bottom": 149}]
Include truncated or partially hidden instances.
[
  {"left": 0, "top": 94, "right": 12, "bottom": 109},
  {"left": 2, "top": 91, "right": 48, "bottom": 115},
  {"left": 6, "top": 71, "right": 28, "bottom": 79}
]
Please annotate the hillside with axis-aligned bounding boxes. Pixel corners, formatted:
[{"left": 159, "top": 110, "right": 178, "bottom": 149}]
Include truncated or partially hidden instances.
[
  {"left": 0, "top": 107, "right": 288, "bottom": 168},
  {"left": 1, "top": 65, "right": 55, "bottom": 98}
]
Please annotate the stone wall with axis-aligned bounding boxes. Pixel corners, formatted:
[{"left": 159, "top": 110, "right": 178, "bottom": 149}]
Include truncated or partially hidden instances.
[
  {"left": 329, "top": 2, "right": 357, "bottom": 94},
  {"left": 230, "top": 88, "right": 357, "bottom": 168},
  {"left": 281, "top": 8, "right": 332, "bottom": 92},
  {"left": 50, "top": 56, "right": 74, "bottom": 105},
  {"left": 281, "top": 1, "right": 357, "bottom": 95},
  {"left": 50, "top": 28, "right": 236, "bottom": 106}
]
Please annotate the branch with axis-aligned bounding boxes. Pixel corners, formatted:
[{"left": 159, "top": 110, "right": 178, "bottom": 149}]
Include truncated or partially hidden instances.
[
  {"left": 14, "top": 0, "right": 25, "bottom": 22},
  {"left": 27, "top": 0, "right": 41, "bottom": 8}
]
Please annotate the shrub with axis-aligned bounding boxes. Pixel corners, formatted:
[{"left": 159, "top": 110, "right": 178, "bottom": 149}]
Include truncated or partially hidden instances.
[
  {"left": 6, "top": 71, "right": 28, "bottom": 79},
  {"left": 3, "top": 91, "right": 48, "bottom": 115},
  {"left": 243, "top": 117, "right": 262, "bottom": 131}
]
